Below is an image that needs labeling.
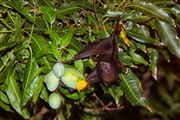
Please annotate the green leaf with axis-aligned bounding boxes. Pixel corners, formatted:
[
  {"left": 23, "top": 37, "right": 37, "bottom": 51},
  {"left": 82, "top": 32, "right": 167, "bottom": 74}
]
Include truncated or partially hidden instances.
[
  {"left": 130, "top": 0, "right": 173, "bottom": 24},
  {"left": 83, "top": 59, "right": 96, "bottom": 69},
  {"left": 59, "top": 87, "right": 80, "bottom": 100},
  {"left": 32, "top": 75, "right": 45, "bottom": 104},
  {"left": 126, "top": 30, "right": 160, "bottom": 45},
  {"left": 120, "top": 69, "right": 151, "bottom": 111},
  {"left": 56, "top": 2, "right": 80, "bottom": 17},
  {"left": 40, "top": 6, "right": 56, "bottom": 24},
  {"left": 0, "top": 41, "right": 19, "bottom": 53},
  {"left": 5, "top": 69, "right": 30, "bottom": 119},
  {"left": 119, "top": 52, "right": 134, "bottom": 66},
  {"left": 60, "top": 28, "right": 74, "bottom": 49},
  {"left": 13, "top": 15, "right": 25, "bottom": 43},
  {"left": 69, "top": 38, "right": 83, "bottom": 51},
  {"left": 75, "top": 60, "right": 84, "bottom": 74},
  {"left": 65, "top": 104, "right": 72, "bottom": 119},
  {"left": 37, "top": 57, "right": 52, "bottom": 74},
  {"left": 130, "top": 49, "right": 149, "bottom": 65},
  {"left": 49, "top": 31, "right": 61, "bottom": 46},
  {"left": 57, "top": 112, "right": 66, "bottom": 120},
  {"left": 148, "top": 48, "right": 158, "bottom": 80},
  {"left": 0, "top": 58, "right": 15, "bottom": 84},
  {"left": 1, "top": 0, "right": 35, "bottom": 24},
  {"left": 139, "top": 0, "right": 175, "bottom": 5},
  {"left": 40, "top": 85, "right": 49, "bottom": 102},
  {"left": 127, "top": 15, "right": 151, "bottom": 23},
  {"left": 21, "top": 49, "right": 39, "bottom": 107},
  {"left": 154, "top": 20, "right": 180, "bottom": 57},
  {"left": 170, "top": 5, "right": 180, "bottom": 22},
  {"left": 102, "top": 85, "right": 123, "bottom": 105},
  {"left": 49, "top": 31, "right": 61, "bottom": 59},
  {"left": 123, "top": 12, "right": 151, "bottom": 23},
  {"left": 66, "top": 48, "right": 77, "bottom": 60},
  {"left": 31, "top": 35, "right": 51, "bottom": 58},
  {"left": 0, "top": 100, "right": 12, "bottom": 112},
  {"left": 0, "top": 90, "right": 10, "bottom": 104},
  {"left": 66, "top": 49, "right": 84, "bottom": 73}
]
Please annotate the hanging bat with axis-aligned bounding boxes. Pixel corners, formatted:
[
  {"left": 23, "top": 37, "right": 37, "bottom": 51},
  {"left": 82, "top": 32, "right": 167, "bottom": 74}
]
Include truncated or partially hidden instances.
[{"left": 65, "top": 16, "right": 123, "bottom": 85}]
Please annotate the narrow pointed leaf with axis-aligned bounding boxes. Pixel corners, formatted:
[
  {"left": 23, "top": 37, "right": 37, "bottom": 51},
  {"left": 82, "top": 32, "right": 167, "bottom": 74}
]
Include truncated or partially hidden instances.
[
  {"left": 0, "top": 100, "right": 12, "bottom": 112},
  {"left": 31, "top": 35, "right": 51, "bottom": 58},
  {"left": 59, "top": 87, "right": 80, "bottom": 100},
  {"left": 154, "top": 20, "right": 180, "bottom": 57},
  {"left": 119, "top": 52, "right": 134, "bottom": 66},
  {"left": 0, "top": 41, "right": 19, "bottom": 53},
  {"left": 0, "top": 90, "right": 10, "bottom": 104},
  {"left": 75, "top": 60, "right": 84, "bottom": 74},
  {"left": 120, "top": 69, "right": 151, "bottom": 111},
  {"left": 171, "top": 5, "right": 180, "bottom": 17},
  {"left": 40, "top": 6, "right": 56, "bottom": 24},
  {"left": 126, "top": 30, "right": 160, "bottom": 45},
  {"left": 0, "top": 59, "right": 15, "bottom": 84},
  {"left": 60, "top": 28, "right": 74, "bottom": 49},
  {"left": 56, "top": 2, "right": 80, "bottom": 17},
  {"left": 21, "top": 50, "right": 39, "bottom": 107},
  {"left": 66, "top": 49, "right": 84, "bottom": 73},
  {"left": 5, "top": 69, "right": 30, "bottom": 119},
  {"left": 148, "top": 48, "right": 158, "bottom": 80},
  {"left": 127, "top": 15, "right": 151, "bottom": 23},
  {"left": 138, "top": 0, "right": 175, "bottom": 5},
  {"left": 130, "top": 49, "right": 149, "bottom": 65},
  {"left": 49, "top": 31, "right": 61, "bottom": 46},
  {"left": 102, "top": 85, "right": 123, "bottom": 104},
  {"left": 32, "top": 76, "right": 45, "bottom": 103},
  {"left": 40, "top": 86, "right": 49, "bottom": 102},
  {"left": 1, "top": 0, "right": 34, "bottom": 24},
  {"left": 131, "top": 0, "right": 173, "bottom": 24}
]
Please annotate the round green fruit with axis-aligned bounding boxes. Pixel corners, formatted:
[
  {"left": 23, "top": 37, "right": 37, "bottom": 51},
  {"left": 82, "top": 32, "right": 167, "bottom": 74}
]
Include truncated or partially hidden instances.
[
  {"left": 52, "top": 62, "right": 65, "bottom": 78},
  {"left": 44, "top": 71, "right": 59, "bottom": 91},
  {"left": 48, "top": 93, "right": 61, "bottom": 109},
  {"left": 61, "top": 68, "right": 85, "bottom": 89}
]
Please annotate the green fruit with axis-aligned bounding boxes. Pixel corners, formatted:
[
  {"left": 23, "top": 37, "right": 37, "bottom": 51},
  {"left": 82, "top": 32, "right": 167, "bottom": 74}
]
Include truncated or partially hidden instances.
[
  {"left": 52, "top": 62, "right": 65, "bottom": 78},
  {"left": 61, "top": 68, "right": 85, "bottom": 89},
  {"left": 44, "top": 71, "right": 59, "bottom": 91},
  {"left": 48, "top": 93, "right": 61, "bottom": 109}
]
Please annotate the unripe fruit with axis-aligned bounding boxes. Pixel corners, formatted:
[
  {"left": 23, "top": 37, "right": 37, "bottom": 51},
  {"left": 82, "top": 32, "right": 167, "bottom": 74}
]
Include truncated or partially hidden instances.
[
  {"left": 48, "top": 93, "right": 61, "bottom": 109},
  {"left": 44, "top": 71, "right": 59, "bottom": 91},
  {"left": 61, "top": 68, "right": 86, "bottom": 89},
  {"left": 52, "top": 62, "right": 65, "bottom": 78}
]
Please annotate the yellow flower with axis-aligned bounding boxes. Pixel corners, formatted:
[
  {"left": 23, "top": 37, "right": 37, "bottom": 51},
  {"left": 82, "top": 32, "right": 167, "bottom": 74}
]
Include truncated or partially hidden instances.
[
  {"left": 77, "top": 80, "right": 88, "bottom": 92},
  {"left": 120, "top": 28, "right": 126, "bottom": 39}
]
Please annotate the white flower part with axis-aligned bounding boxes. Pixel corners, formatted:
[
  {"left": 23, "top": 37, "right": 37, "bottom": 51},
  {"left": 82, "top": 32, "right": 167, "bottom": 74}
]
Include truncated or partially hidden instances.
[
  {"left": 48, "top": 93, "right": 61, "bottom": 109},
  {"left": 44, "top": 71, "right": 59, "bottom": 91},
  {"left": 52, "top": 62, "right": 65, "bottom": 78}
]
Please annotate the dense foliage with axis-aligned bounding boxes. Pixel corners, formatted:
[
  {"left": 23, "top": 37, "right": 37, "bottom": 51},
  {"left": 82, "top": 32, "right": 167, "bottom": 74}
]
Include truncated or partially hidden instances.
[{"left": 0, "top": 0, "right": 180, "bottom": 120}]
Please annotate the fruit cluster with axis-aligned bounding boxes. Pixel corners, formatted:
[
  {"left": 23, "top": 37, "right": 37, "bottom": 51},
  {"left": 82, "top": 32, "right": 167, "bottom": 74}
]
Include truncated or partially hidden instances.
[{"left": 44, "top": 62, "right": 88, "bottom": 109}]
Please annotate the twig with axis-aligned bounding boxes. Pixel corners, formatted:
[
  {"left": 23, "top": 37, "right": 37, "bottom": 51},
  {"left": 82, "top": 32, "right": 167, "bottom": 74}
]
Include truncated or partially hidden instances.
[
  {"left": 93, "top": 0, "right": 99, "bottom": 22},
  {"left": 84, "top": 104, "right": 124, "bottom": 113},
  {"left": 92, "top": 93, "right": 106, "bottom": 107},
  {"left": 29, "top": 107, "right": 49, "bottom": 120},
  {"left": 90, "top": 93, "right": 124, "bottom": 113}
]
